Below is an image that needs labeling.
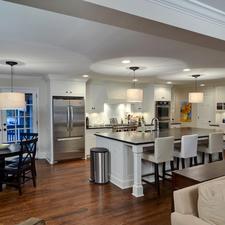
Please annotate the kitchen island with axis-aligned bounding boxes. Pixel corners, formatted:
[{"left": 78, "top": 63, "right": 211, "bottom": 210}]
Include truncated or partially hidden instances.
[{"left": 95, "top": 127, "right": 219, "bottom": 197}]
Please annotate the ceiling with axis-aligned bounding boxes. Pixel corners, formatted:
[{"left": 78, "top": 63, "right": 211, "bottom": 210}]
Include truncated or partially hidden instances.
[
  {"left": 1, "top": 0, "right": 225, "bottom": 84},
  {"left": 199, "top": 0, "right": 225, "bottom": 12}
]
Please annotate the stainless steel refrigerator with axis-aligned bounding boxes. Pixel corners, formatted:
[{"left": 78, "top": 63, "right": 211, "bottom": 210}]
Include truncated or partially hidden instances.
[{"left": 53, "top": 96, "right": 85, "bottom": 161}]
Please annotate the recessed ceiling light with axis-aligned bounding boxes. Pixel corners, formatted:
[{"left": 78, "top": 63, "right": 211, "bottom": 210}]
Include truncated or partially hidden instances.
[
  {"left": 200, "top": 84, "right": 205, "bottom": 87},
  {"left": 122, "top": 59, "right": 130, "bottom": 64},
  {"left": 183, "top": 68, "right": 191, "bottom": 72},
  {"left": 82, "top": 74, "right": 89, "bottom": 78},
  {"left": 166, "top": 81, "right": 172, "bottom": 84},
  {"left": 132, "top": 78, "right": 138, "bottom": 82}
]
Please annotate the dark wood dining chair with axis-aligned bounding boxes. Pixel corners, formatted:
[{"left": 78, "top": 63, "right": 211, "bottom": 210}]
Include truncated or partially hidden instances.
[
  {"left": 20, "top": 133, "right": 38, "bottom": 141},
  {"left": 1, "top": 138, "right": 38, "bottom": 195},
  {"left": 6, "top": 133, "right": 38, "bottom": 175}
]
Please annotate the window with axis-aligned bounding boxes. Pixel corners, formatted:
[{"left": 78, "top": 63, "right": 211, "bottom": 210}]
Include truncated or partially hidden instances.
[{"left": 0, "top": 90, "right": 38, "bottom": 143}]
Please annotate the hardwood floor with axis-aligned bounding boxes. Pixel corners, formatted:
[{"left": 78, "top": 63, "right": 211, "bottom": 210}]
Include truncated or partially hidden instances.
[{"left": 0, "top": 160, "right": 172, "bottom": 225}]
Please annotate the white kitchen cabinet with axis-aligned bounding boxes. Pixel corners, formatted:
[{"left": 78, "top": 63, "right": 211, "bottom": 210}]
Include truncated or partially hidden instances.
[
  {"left": 86, "top": 83, "right": 107, "bottom": 113},
  {"left": 197, "top": 87, "right": 215, "bottom": 128},
  {"left": 141, "top": 85, "right": 155, "bottom": 123},
  {"left": 50, "top": 80, "right": 86, "bottom": 97},
  {"left": 154, "top": 86, "right": 171, "bottom": 101},
  {"left": 215, "top": 86, "right": 225, "bottom": 103},
  {"left": 131, "top": 103, "right": 143, "bottom": 112},
  {"left": 85, "top": 128, "right": 111, "bottom": 157}
]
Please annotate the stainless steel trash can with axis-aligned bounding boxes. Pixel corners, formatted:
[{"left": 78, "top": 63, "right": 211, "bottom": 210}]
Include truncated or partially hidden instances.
[{"left": 89, "top": 147, "right": 109, "bottom": 184}]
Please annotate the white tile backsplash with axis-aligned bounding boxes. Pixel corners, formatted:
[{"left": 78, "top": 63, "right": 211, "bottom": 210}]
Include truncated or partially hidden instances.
[{"left": 87, "top": 103, "right": 148, "bottom": 126}]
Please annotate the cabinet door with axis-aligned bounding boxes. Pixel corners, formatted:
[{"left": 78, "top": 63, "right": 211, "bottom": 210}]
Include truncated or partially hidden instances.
[
  {"left": 131, "top": 103, "right": 143, "bottom": 112},
  {"left": 51, "top": 80, "right": 86, "bottom": 96},
  {"left": 197, "top": 88, "right": 215, "bottom": 128},
  {"left": 215, "top": 86, "right": 225, "bottom": 103},
  {"left": 86, "top": 84, "right": 106, "bottom": 113},
  {"left": 154, "top": 86, "right": 171, "bottom": 101}
]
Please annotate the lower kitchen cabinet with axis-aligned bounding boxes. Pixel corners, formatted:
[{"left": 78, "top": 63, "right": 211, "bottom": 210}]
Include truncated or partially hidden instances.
[{"left": 85, "top": 128, "right": 112, "bottom": 157}]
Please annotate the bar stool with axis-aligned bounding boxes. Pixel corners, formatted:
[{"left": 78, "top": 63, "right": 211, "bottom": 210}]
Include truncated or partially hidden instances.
[
  {"left": 142, "top": 136, "right": 174, "bottom": 196},
  {"left": 198, "top": 132, "right": 224, "bottom": 164},
  {"left": 174, "top": 134, "right": 198, "bottom": 169}
]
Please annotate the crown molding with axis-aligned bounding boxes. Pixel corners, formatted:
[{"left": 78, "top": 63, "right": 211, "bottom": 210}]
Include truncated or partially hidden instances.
[
  {"left": 84, "top": 0, "right": 225, "bottom": 41},
  {"left": 0, "top": 74, "right": 43, "bottom": 80},
  {"left": 147, "top": 0, "right": 225, "bottom": 27},
  {"left": 47, "top": 74, "right": 88, "bottom": 82}
]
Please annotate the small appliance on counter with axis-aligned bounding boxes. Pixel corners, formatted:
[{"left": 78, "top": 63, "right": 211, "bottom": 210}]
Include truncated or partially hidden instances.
[{"left": 110, "top": 118, "right": 118, "bottom": 125}]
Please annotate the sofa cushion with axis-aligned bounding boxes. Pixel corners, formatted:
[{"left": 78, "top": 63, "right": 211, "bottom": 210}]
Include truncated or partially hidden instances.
[
  {"left": 17, "top": 218, "right": 45, "bottom": 225},
  {"left": 198, "top": 179, "right": 225, "bottom": 225}
]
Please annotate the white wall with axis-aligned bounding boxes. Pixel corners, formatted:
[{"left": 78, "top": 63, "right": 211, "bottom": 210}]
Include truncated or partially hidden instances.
[{"left": 0, "top": 75, "right": 51, "bottom": 160}]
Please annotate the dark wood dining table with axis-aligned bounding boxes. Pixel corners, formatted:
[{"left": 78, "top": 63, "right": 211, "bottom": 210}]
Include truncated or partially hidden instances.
[{"left": 0, "top": 144, "right": 20, "bottom": 191}]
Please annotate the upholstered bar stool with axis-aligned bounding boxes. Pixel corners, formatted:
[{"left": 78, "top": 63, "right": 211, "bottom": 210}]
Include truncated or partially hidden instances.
[
  {"left": 174, "top": 134, "right": 198, "bottom": 169},
  {"left": 142, "top": 136, "right": 174, "bottom": 196},
  {"left": 198, "top": 132, "right": 224, "bottom": 164}
]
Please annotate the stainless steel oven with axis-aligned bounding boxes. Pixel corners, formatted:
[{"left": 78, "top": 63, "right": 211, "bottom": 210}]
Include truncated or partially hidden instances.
[
  {"left": 155, "top": 101, "right": 170, "bottom": 120},
  {"left": 159, "top": 120, "right": 170, "bottom": 130}
]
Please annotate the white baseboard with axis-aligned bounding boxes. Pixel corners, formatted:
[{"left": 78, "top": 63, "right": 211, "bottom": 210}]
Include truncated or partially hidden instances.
[{"left": 110, "top": 174, "right": 133, "bottom": 189}]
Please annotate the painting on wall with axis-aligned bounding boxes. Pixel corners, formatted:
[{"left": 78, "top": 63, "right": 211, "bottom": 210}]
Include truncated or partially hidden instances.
[{"left": 180, "top": 101, "right": 192, "bottom": 122}]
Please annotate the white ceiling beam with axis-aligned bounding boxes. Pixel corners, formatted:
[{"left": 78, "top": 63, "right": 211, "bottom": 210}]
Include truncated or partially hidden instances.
[{"left": 3, "top": 0, "right": 225, "bottom": 53}]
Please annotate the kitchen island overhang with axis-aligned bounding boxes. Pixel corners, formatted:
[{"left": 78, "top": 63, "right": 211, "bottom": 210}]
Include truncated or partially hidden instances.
[{"left": 95, "top": 127, "right": 219, "bottom": 197}]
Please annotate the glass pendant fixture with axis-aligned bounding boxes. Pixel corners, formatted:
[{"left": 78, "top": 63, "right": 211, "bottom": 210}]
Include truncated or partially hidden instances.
[
  {"left": 0, "top": 61, "right": 26, "bottom": 110},
  {"left": 127, "top": 66, "right": 143, "bottom": 102},
  {"left": 188, "top": 74, "right": 204, "bottom": 103}
]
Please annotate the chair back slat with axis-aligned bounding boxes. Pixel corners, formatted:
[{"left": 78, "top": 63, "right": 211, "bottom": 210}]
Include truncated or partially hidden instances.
[
  {"left": 20, "top": 133, "right": 38, "bottom": 141},
  {"left": 18, "top": 138, "right": 38, "bottom": 171}
]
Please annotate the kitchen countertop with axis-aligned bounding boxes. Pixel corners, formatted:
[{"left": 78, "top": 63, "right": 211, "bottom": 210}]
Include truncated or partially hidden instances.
[
  {"left": 95, "top": 127, "right": 218, "bottom": 145},
  {"left": 87, "top": 124, "right": 152, "bottom": 129}
]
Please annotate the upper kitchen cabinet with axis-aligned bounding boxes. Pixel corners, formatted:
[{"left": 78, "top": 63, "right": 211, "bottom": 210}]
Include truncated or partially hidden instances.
[
  {"left": 131, "top": 102, "right": 143, "bottom": 112},
  {"left": 106, "top": 82, "right": 128, "bottom": 104},
  {"left": 49, "top": 79, "right": 86, "bottom": 97},
  {"left": 154, "top": 85, "right": 171, "bottom": 101},
  {"left": 215, "top": 86, "right": 225, "bottom": 103},
  {"left": 86, "top": 82, "right": 107, "bottom": 113}
]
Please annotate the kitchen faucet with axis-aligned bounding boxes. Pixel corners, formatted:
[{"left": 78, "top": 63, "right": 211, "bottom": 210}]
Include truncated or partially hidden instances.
[{"left": 151, "top": 117, "right": 159, "bottom": 131}]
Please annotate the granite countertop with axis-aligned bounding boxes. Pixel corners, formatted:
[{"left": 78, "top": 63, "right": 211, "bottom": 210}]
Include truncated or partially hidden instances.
[
  {"left": 95, "top": 127, "right": 219, "bottom": 145},
  {"left": 87, "top": 124, "right": 152, "bottom": 129},
  {"left": 87, "top": 125, "right": 112, "bottom": 129}
]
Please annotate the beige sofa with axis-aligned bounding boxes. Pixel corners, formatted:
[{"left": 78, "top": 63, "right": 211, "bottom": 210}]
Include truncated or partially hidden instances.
[
  {"left": 171, "top": 176, "right": 225, "bottom": 225},
  {"left": 17, "top": 218, "right": 45, "bottom": 225}
]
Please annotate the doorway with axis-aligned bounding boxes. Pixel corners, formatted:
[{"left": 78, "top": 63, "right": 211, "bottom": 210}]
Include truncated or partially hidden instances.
[{"left": 0, "top": 90, "right": 38, "bottom": 143}]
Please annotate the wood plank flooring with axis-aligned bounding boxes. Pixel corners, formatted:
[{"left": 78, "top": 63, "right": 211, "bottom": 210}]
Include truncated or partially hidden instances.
[{"left": 0, "top": 160, "right": 172, "bottom": 225}]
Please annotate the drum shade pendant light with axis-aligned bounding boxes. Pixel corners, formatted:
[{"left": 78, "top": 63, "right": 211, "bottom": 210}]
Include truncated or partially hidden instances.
[
  {"left": 0, "top": 61, "right": 25, "bottom": 110},
  {"left": 188, "top": 75, "right": 204, "bottom": 103},
  {"left": 127, "top": 66, "right": 143, "bottom": 102}
]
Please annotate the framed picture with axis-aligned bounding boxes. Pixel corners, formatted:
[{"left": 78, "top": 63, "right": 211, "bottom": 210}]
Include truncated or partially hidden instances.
[{"left": 180, "top": 101, "right": 192, "bottom": 122}]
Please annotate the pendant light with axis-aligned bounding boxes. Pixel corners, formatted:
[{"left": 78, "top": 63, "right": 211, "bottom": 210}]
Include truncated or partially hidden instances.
[
  {"left": 188, "top": 74, "right": 204, "bottom": 103},
  {"left": 0, "top": 61, "right": 26, "bottom": 110},
  {"left": 127, "top": 66, "right": 143, "bottom": 102}
]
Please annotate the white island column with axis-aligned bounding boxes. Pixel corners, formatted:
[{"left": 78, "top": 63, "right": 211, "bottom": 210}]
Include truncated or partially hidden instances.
[{"left": 132, "top": 145, "right": 144, "bottom": 197}]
